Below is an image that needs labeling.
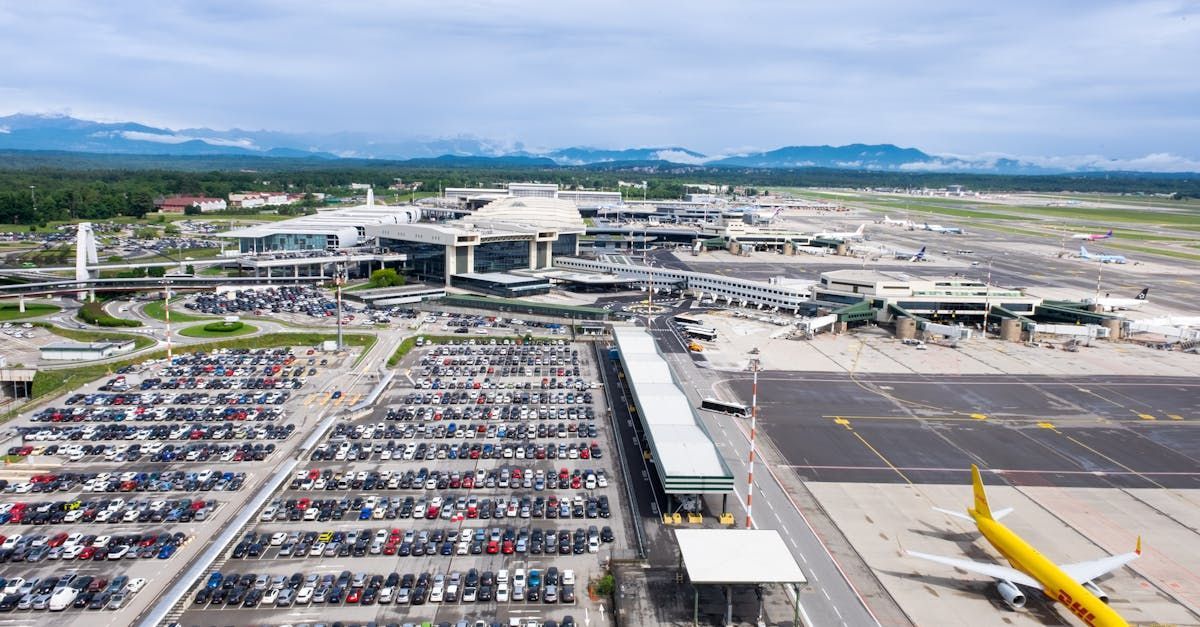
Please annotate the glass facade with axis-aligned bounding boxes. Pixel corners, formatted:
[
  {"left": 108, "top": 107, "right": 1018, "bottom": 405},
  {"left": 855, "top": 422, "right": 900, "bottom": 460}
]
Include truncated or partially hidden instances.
[
  {"left": 552, "top": 234, "right": 578, "bottom": 258},
  {"left": 400, "top": 241, "right": 447, "bottom": 282},
  {"left": 239, "top": 233, "right": 333, "bottom": 253},
  {"left": 474, "top": 240, "right": 531, "bottom": 274}
]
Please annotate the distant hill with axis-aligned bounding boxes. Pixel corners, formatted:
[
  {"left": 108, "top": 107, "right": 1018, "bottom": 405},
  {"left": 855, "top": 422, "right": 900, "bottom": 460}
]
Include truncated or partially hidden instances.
[
  {"left": 1, "top": 114, "right": 1197, "bottom": 174},
  {"left": 709, "top": 143, "right": 932, "bottom": 169}
]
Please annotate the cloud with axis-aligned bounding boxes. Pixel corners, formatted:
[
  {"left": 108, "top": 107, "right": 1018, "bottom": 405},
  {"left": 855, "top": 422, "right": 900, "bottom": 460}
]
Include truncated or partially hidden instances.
[
  {"left": 116, "top": 130, "right": 259, "bottom": 149},
  {"left": 653, "top": 149, "right": 710, "bottom": 165},
  {"left": 0, "top": 1, "right": 1196, "bottom": 161}
]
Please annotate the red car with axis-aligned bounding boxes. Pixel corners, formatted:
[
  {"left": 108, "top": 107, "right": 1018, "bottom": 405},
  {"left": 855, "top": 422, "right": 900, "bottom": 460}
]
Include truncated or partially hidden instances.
[
  {"left": 486, "top": 540, "right": 499, "bottom": 554},
  {"left": 345, "top": 588, "right": 361, "bottom": 603}
]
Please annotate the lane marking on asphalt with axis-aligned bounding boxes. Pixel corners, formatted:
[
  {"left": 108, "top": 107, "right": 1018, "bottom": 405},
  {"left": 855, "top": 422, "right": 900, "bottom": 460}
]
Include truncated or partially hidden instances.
[
  {"left": 1136, "top": 413, "right": 1156, "bottom": 421},
  {"left": 1167, "top": 414, "right": 1184, "bottom": 421},
  {"left": 851, "top": 432, "right": 913, "bottom": 485}
]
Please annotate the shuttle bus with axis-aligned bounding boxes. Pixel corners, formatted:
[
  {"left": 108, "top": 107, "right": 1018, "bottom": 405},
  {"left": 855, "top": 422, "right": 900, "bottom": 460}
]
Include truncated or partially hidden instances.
[
  {"left": 672, "top": 315, "right": 703, "bottom": 327},
  {"left": 680, "top": 325, "right": 718, "bottom": 341},
  {"left": 701, "top": 398, "right": 751, "bottom": 417}
]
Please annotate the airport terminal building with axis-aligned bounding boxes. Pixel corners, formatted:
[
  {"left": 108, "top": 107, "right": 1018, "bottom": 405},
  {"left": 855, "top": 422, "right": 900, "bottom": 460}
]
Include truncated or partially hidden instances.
[
  {"left": 811, "top": 269, "right": 1042, "bottom": 317},
  {"left": 368, "top": 197, "right": 585, "bottom": 284}
]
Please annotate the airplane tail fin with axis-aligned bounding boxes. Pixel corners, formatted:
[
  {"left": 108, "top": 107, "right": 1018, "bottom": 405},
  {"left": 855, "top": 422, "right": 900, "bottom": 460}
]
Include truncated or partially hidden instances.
[
  {"left": 1080, "top": 246, "right": 1089, "bottom": 257},
  {"left": 855, "top": 224, "right": 865, "bottom": 236},
  {"left": 970, "top": 465, "right": 993, "bottom": 520},
  {"left": 1136, "top": 288, "right": 1149, "bottom": 300},
  {"left": 1136, "top": 535, "right": 1142, "bottom": 555},
  {"left": 1106, "top": 229, "right": 1113, "bottom": 237}
]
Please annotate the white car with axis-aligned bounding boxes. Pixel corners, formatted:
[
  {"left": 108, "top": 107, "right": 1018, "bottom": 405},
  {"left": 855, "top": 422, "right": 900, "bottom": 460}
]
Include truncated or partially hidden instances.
[
  {"left": 429, "top": 584, "right": 444, "bottom": 603},
  {"left": 296, "top": 586, "right": 314, "bottom": 604},
  {"left": 496, "top": 582, "right": 510, "bottom": 602},
  {"left": 126, "top": 578, "right": 146, "bottom": 593}
]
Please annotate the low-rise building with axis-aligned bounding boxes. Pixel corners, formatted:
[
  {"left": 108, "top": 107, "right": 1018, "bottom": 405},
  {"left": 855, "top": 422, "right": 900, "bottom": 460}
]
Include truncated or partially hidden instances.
[
  {"left": 40, "top": 340, "right": 137, "bottom": 361},
  {"left": 156, "top": 196, "right": 227, "bottom": 213}
]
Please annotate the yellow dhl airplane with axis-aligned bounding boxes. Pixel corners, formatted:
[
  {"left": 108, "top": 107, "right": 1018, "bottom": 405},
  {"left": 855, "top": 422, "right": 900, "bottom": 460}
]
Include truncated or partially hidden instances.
[{"left": 908, "top": 465, "right": 1141, "bottom": 627}]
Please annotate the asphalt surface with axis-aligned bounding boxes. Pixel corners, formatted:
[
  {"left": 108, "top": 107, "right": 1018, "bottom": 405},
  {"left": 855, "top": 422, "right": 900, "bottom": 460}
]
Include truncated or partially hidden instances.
[
  {"left": 640, "top": 313, "right": 908, "bottom": 627},
  {"left": 715, "top": 371, "right": 1200, "bottom": 489}
]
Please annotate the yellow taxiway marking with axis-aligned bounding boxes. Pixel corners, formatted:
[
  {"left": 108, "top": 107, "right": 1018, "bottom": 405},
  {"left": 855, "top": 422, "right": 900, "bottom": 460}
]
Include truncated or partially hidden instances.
[
  {"left": 318, "top": 394, "right": 330, "bottom": 406},
  {"left": 1137, "top": 413, "right": 1157, "bottom": 421},
  {"left": 850, "top": 431, "right": 913, "bottom": 485},
  {"left": 970, "top": 413, "right": 987, "bottom": 420},
  {"left": 1167, "top": 414, "right": 1184, "bottom": 421},
  {"left": 304, "top": 395, "right": 315, "bottom": 407},
  {"left": 348, "top": 394, "right": 362, "bottom": 405},
  {"left": 332, "top": 396, "right": 344, "bottom": 406},
  {"left": 833, "top": 417, "right": 852, "bottom": 429},
  {"left": 1037, "top": 422, "right": 1057, "bottom": 430}
]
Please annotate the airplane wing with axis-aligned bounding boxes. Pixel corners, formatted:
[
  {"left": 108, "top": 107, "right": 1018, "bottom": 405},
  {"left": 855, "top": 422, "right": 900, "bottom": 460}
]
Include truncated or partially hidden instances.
[
  {"left": 906, "top": 551, "right": 1041, "bottom": 588},
  {"left": 1060, "top": 550, "right": 1140, "bottom": 584}
]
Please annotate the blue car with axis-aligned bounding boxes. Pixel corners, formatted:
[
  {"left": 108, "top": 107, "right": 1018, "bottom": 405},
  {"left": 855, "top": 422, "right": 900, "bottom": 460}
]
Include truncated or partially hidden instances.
[
  {"left": 205, "top": 572, "right": 223, "bottom": 589},
  {"left": 158, "top": 545, "right": 177, "bottom": 559}
]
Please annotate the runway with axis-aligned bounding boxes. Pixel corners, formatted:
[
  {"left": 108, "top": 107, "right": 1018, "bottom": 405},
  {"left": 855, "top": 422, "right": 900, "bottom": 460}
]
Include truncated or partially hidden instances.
[{"left": 723, "top": 372, "right": 1200, "bottom": 488}]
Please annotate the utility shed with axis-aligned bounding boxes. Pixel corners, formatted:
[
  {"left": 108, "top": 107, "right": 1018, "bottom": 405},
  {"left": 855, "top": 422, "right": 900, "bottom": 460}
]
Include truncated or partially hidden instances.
[{"left": 675, "top": 529, "right": 807, "bottom": 626}]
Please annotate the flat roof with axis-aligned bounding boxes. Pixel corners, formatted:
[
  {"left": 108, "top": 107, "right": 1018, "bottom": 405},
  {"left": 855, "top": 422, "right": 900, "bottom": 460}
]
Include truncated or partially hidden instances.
[
  {"left": 453, "top": 272, "right": 551, "bottom": 285},
  {"left": 42, "top": 341, "right": 131, "bottom": 351},
  {"left": 612, "top": 325, "right": 733, "bottom": 492},
  {"left": 675, "top": 529, "right": 807, "bottom": 585}
]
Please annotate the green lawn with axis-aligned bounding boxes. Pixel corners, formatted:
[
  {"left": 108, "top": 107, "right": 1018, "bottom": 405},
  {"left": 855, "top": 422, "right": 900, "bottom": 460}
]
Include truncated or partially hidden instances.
[
  {"left": 178, "top": 322, "right": 258, "bottom": 338},
  {"left": 0, "top": 303, "right": 61, "bottom": 321},
  {"left": 35, "top": 323, "right": 155, "bottom": 350},
  {"left": 142, "top": 300, "right": 213, "bottom": 322},
  {"left": 22, "top": 331, "right": 376, "bottom": 407}
]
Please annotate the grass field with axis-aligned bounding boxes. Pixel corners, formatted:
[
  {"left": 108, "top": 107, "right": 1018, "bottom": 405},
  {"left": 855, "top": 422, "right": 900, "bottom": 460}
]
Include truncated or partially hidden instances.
[
  {"left": 23, "top": 331, "right": 375, "bottom": 409},
  {"left": 142, "top": 300, "right": 213, "bottom": 322},
  {"left": 178, "top": 322, "right": 258, "bottom": 338},
  {"left": 0, "top": 303, "right": 61, "bottom": 321},
  {"left": 34, "top": 323, "right": 156, "bottom": 351}
]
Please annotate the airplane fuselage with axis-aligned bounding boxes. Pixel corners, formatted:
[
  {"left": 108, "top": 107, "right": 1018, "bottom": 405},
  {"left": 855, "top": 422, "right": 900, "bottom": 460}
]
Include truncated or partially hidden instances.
[{"left": 974, "top": 512, "right": 1128, "bottom": 627}]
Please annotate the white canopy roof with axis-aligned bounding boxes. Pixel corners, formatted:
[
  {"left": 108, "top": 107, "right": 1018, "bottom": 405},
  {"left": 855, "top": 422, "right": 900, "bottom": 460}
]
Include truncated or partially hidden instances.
[{"left": 675, "top": 529, "right": 807, "bottom": 584}]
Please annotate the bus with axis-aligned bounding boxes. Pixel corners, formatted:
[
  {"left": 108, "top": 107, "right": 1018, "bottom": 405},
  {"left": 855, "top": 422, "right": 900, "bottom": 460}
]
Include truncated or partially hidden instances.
[
  {"left": 672, "top": 315, "right": 703, "bottom": 327},
  {"left": 680, "top": 325, "right": 717, "bottom": 341},
  {"left": 701, "top": 398, "right": 751, "bottom": 417}
]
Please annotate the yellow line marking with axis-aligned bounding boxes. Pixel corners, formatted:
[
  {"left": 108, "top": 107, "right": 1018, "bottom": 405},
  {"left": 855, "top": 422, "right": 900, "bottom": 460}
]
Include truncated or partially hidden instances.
[
  {"left": 1037, "top": 422, "right": 1056, "bottom": 430},
  {"left": 970, "top": 413, "right": 987, "bottom": 421},
  {"left": 833, "top": 417, "right": 851, "bottom": 429},
  {"left": 850, "top": 432, "right": 913, "bottom": 485},
  {"left": 304, "top": 395, "right": 315, "bottom": 407},
  {"left": 318, "top": 394, "right": 330, "bottom": 406},
  {"left": 1137, "top": 413, "right": 1157, "bottom": 421},
  {"left": 1167, "top": 414, "right": 1184, "bottom": 421},
  {"left": 1063, "top": 434, "right": 1167, "bottom": 489}
]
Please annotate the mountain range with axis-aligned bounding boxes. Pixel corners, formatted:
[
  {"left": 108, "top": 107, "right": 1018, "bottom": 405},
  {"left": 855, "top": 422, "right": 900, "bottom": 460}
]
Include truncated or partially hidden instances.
[{"left": 1, "top": 113, "right": 1196, "bottom": 174}]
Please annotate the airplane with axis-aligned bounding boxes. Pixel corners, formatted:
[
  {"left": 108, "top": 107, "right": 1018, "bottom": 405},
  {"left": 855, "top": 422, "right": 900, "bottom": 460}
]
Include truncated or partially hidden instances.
[
  {"left": 1079, "top": 246, "right": 1127, "bottom": 264},
  {"left": 882, "top": 215, "right": 914, "bottom": 227},
  {"left": 1072, "top": 229, "right": 1114, "bottom": 241},
  {"left": 893, "top": 245, "right": 927, "bottom": 262},
  {"left": 923, "top": 223, "right": 965, "bottom": 235},
  {"left": 908, "top": 465, "right": 1141, "bottom": 627},
  {"left": 813, "top": 223, "right": 866, "bottom": 240},
  {"left": 1086, "top": 288, "right": 1149, "bottom": 311}
]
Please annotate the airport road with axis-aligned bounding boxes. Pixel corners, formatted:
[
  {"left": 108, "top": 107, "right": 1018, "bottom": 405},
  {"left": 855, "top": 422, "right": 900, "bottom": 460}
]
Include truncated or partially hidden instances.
[
  {"left": 713, "top": 370, "right": 1200, "bottom": 489},
  {"left": 643, "top": 314, "right": 911, "bottom": 627}
]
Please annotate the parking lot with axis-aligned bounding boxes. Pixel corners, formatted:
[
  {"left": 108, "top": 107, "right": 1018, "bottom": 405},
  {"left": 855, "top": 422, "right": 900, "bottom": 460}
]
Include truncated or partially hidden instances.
[
  {"left": 0, "top": 345, "right": 348, "bottom": 625},
  {"left": 178, "top": 337, "right": 630, "bottom": 627}
]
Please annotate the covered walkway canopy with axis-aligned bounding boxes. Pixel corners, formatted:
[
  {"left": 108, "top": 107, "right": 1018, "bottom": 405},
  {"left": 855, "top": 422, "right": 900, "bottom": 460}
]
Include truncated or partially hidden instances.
[{"left": 612, "top": 325, "right": 734, "bottom": 494}]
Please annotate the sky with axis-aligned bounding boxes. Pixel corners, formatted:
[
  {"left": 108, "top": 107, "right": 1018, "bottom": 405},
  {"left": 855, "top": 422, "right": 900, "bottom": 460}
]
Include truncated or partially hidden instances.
[{"left": 1, "top": 0, "right": 1199, "bottom": 166}]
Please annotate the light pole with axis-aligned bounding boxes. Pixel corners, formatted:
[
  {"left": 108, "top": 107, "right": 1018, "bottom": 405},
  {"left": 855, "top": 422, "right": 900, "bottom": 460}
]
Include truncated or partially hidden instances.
[
  {"left": 981, "top": 257, "right": 993, "bottom": 339},
  {"left": 746, "top": 348, "right": 761, "bottom": 529},
  {"left": 335, "top": 263, "right": 346, "bottom": 350}
]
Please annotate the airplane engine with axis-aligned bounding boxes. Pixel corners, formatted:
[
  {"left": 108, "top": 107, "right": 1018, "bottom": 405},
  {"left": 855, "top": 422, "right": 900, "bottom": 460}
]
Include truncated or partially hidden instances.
[
  {"left": 1084, "top": 581, "right": 1109, "bottom": 604},
  {"left": 996, "top": 581, "right": 1026, "bottom": 609}
]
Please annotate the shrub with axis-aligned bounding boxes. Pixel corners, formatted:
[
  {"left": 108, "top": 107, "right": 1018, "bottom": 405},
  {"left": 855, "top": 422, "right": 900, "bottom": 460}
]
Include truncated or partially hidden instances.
[
  {"left": 203, "top": 321, "right": 245, "bottom": 333},
  {"left": 78, "top": 301, "right": 141, "bottom": 328}
]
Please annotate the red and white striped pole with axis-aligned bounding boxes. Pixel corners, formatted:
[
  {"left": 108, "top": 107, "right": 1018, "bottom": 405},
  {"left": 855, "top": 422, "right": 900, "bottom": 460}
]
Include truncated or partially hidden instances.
[
  {"left": 164, "top": 283, "right": 173, "bottom": 360},
  {"left": 746, "top": 350, "right": 760, "bottom": 529}
]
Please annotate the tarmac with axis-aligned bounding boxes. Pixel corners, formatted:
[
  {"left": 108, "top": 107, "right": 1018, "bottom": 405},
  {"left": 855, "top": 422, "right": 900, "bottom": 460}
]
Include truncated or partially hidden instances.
[{"left": 806, "top": 481, "right": 1200, "bottom": 627}]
